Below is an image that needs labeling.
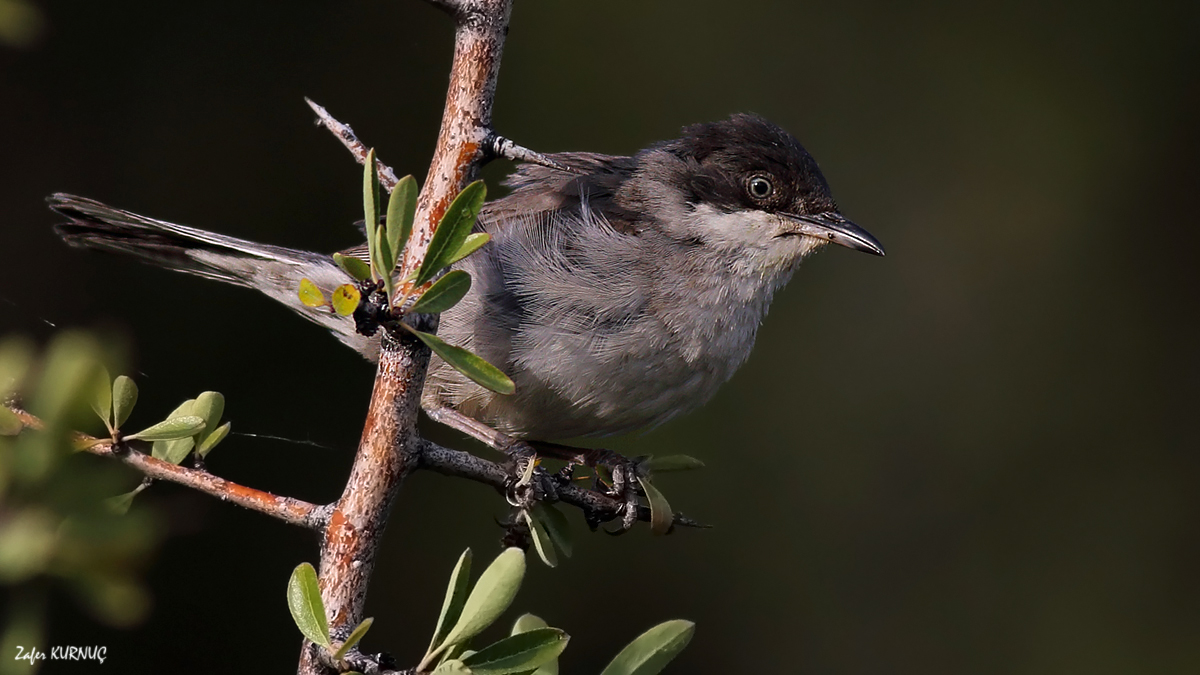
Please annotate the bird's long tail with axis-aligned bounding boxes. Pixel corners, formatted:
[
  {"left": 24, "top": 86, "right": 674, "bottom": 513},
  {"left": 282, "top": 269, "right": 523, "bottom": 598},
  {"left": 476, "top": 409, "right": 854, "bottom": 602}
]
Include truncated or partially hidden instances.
[
  {"left": 48, "top": 193, "right": 333, "bottom": 289},
  {"left": 47, "top": 193, "right": 374, "bottom": 357}
]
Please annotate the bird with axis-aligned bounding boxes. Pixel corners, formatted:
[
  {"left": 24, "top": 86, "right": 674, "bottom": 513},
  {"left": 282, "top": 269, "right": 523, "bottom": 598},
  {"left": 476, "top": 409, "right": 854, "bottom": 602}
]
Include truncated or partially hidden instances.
[{"left": 49, "top": 113, "right": 883, "bottom": 443}]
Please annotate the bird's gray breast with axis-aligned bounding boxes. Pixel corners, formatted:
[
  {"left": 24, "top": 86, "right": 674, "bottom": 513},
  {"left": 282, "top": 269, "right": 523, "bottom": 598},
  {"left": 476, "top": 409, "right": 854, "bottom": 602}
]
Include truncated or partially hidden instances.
[{"left": 425, "top": 204, "right": 773, "bottom": 440}]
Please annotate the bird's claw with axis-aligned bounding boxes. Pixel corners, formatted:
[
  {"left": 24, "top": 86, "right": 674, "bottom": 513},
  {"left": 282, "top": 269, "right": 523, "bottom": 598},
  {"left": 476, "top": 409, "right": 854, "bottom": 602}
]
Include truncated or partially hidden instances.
[
  {"left": 502, "top": 440, "right": 558, "bottom": 507},
  {"left": 580, "top": 448, "right": 643, "bottom": 535},
  {"left": 513, "top": 441, "right": 649, "bottom": 534}
]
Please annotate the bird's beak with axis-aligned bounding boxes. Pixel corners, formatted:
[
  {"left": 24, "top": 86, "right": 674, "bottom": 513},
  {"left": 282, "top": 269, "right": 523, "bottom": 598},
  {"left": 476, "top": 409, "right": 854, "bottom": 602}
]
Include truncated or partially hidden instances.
[{"left": 780, "top": 212, "right": 886, "bottom": 256}]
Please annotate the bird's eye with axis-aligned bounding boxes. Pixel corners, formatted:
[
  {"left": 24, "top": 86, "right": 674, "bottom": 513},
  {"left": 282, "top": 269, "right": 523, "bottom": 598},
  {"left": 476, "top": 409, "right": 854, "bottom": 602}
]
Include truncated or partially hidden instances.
[{"left": 748, "top": 176, "right": 774, "bottom": 199}]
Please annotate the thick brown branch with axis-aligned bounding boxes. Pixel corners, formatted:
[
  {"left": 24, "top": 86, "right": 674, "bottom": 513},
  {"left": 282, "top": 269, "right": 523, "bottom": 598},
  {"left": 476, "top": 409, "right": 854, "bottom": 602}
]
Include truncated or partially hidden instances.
[
  {"left": 6, "top": 408, "right": 327, "bottom": 530},
  {"left": 301, "top": 2, "right": 513, "bottom": 673},
  {"left": 402, "top": 0, "right": 512, "bottom": 276},
  {"left": 310, "top": 331, "right": 429, "bottom": 638}
]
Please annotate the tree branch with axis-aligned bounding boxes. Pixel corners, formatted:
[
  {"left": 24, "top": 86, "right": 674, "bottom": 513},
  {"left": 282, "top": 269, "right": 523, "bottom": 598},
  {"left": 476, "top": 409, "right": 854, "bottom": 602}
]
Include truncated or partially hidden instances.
[
  {"left": 301, "top": 3, "right": 514, "bottom": 672},
  {"left": 305, "top": 98, "right": 400, "bottom": 192},
  {"left": 400, "top": 0, "right": 511, "bottom": 278},
  {"left": 6, "top": 407, "right": 327, "bottom": 530},
  {"left": 417, "top": 439, "right": 708, "bottom": 530}
]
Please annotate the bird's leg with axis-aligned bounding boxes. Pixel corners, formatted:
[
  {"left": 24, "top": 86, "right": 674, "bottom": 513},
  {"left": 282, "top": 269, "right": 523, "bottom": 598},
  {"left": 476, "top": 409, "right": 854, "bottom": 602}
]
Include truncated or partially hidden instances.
[
  {"left": 421, "top": 402, "right": 640, "bottom": 531},
  {"left": 420, "top": 401, "right": 542, "bottom": 494},
  {"left": 421, "top": 401, "right": 516, "bottom": 452}
]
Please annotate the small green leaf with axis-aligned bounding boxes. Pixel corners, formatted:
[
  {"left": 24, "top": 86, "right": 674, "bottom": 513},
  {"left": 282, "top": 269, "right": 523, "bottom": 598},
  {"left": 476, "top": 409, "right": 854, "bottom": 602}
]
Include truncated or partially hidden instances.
[
  {"left": 152, "top": 399, "right": 195, "bottom": 464},
  {"left": 510, "top": 614, "right": 558, "bottom": 675},
  {"left": 446, "top": 232, "right": 491, "bottom": 266},
  {"left": 333, "top": 252, "right": 372, "bottom": 282},
  {"left": 432, "top": 660, "right": 471, "bottom": 674},
  {"left": 426, "top": 549, "right": 474, "bottom": 659},
  {"left": 599, "top": 620, "right": 695, "bottom": 675},
  {"left": 0, "top": 406, "right": 23, "bottom": 436},
  {"left": 332, "top": 284, "right": 362, "bottom": 317},
  {"left": 363, "top": 148, "right": 393, "bottom": 295},
  {"left": 106, "top": 481, "right": 149, "bottom": 515},
  {"left": 111, "top": 375, "right": 138, "bottom": 430},
  {"left": 90, "top": 365, "right": 112, "bottom": 429},
  {"left": 126, "top": 415, "right": 206, "bottom": 442},
  {"left": 191, "top": 391, "right": 224, "bottom": 443},
  {"left": 523, "top": 509, "right": 557, "bottom": 568},
  {"left": 642, "top": 455, "right": 705, "bottom": 473},
  {"left": 409, "top": 329, "right": 514, "bottom": 396},
  {"left": 197, "top": 421, "right": 231, "bottom": 457},
  {"left": 461, "top": 628, "right": 569, "bottom": 675},
  {"left": 298, "top": 278, "right": 328, "bottom": 308},
  {"left": 387, "top": 175, "right": 418, "bottom": 265},
  {"left": 410, "top": 270, "right": 472, "bottom": 314},
  {"left": 375, "top": 220, "right": 396, "bottom": 299},
  {"left": 532, "top": 503, "right": 572, "bottom": 558},
  {"left": 332, "top": 616, "right": 374, "bottom": 661},
  {"left": 153, "top": 437, "right": 193, "bottom": 464},
  {"left": 435, "top": 548, "right": 526, "bottom": 657},
  {"left": 287, "top": 562, "right": 331, "bottom": 649},
  {"left": 637, "top": 476, "right": 673, "bottom": 536},
  {"left": 511, "top": 614, "right": 549, "bottom": 635},
  {"left": 415, "top": 180, "right": 487, "bottom": 287},
  {"left": 363, "top": 148, "right": 381, "bottom": 281}
]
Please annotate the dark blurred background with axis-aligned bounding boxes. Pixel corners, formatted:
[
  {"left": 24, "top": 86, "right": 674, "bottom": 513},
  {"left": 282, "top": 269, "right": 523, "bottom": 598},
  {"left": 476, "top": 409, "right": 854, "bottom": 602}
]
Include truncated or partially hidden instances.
[{"left": 2, "top": 0, "right": 1199, "bottom": 672}]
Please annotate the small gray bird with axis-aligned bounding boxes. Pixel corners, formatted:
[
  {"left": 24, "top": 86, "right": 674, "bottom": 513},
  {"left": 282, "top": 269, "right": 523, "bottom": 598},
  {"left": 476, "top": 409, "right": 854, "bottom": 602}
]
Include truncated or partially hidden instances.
[{"left": 50, "top": 114, "right": 883, "bottom": 442}]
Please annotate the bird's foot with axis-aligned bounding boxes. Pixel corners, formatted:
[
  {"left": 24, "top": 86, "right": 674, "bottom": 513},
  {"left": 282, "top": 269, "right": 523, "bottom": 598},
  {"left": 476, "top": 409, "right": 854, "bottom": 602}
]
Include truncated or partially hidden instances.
[
  {"left": 500, "top": 440, "right": 560, "bottom": 508},
  {"left": 420, "top": 402, "right": 664, "bottom": 533},
  {"left": 526, "top": 441, "right": 643, "bottom": 534}
]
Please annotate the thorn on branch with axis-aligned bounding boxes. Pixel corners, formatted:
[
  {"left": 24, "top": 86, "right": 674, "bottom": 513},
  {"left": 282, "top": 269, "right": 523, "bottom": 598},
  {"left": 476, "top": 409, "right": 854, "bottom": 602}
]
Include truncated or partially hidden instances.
[
  {"left": 486, "top": 133, "right": 586, "bottom": 175},
  {"left": 305, "top": 97, "right": 400, "bottom": 191}
]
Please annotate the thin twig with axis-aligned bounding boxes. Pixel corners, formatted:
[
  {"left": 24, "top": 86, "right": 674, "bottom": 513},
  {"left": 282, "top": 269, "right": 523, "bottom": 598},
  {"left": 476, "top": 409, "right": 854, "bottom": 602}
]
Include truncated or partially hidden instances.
[
  {"left": 6, "top": 408, "right": 328, "bottom": 530},
  {"left": 486, "top": 134, "right": 586, "bottom": 175},
  {"left": 305, "top": 97, "right": 400, "bottom": 192}
]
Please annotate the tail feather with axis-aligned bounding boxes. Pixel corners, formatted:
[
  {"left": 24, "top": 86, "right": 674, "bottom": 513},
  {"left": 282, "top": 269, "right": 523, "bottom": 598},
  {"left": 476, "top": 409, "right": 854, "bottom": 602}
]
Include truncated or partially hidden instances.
[
  {"left": 46, "top": 192, "right": 380, "bottom": 358},
  {"left": 48, "top": 193, "right": 328, "bottom": 287}
]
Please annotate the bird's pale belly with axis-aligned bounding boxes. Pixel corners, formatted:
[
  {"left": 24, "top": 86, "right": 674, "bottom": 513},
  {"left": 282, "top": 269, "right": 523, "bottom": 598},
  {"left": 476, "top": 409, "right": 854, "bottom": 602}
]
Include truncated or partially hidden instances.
[
  {"left": 429, "top": 339, "right": 733, "bottom": 440},
  {"left": 426, "top": 290, "right": 763, "bottom": 440}
]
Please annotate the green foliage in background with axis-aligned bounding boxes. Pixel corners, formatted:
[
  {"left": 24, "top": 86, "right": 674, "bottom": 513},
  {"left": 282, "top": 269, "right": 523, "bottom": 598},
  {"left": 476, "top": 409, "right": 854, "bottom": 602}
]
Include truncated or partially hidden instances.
[
  {"left": 0, "top": 332, "right": 240, "bottom": 673},
  {"left": 0, "top": 334, "right": 162, "bottom": 674},
  {"left": 0, "top": 0, "right": 44, "bottom": 49}
]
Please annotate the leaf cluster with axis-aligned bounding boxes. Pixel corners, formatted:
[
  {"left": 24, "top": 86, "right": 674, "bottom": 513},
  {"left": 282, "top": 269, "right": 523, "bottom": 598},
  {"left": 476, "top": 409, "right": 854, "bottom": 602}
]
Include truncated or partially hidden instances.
[
  {"left": 298, "top": 155, "right": 512, "bottom": 395},
  {"left": 80, "top": 370, "right": 234, "bottom": 513},
  {"left": 0, "top": 333, "right": 164, "bottom": 655},
  {"left": 286, "top": 548, "right": 693, "bottom": 675}
]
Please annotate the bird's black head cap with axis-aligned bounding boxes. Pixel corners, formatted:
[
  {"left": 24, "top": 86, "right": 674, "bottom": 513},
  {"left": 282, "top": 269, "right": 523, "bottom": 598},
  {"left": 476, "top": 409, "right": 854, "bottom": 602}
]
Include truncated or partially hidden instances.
[{"left": 656, "top": 113, "right": 838, "bottom": 217}]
